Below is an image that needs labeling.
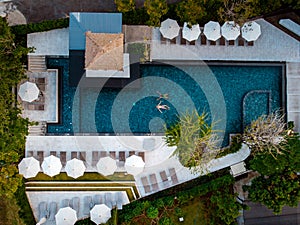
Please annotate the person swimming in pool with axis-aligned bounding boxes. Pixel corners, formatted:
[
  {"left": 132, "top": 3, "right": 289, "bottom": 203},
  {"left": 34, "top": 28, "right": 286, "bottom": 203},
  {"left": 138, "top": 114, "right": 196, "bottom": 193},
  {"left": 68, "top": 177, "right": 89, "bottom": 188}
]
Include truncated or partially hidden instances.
[
  {"left": 157, "top": 91, "right": 169, "bottom": 100},
  {"left": 156, "top": 101, "right": 170, "bottom": 113}
]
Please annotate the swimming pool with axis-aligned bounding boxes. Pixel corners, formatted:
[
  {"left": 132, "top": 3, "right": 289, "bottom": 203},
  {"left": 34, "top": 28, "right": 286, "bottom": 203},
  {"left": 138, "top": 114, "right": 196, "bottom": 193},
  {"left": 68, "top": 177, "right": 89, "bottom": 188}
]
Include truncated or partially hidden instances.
[{"left": 47, "top": 58, "right": 283, "bottom": 146}]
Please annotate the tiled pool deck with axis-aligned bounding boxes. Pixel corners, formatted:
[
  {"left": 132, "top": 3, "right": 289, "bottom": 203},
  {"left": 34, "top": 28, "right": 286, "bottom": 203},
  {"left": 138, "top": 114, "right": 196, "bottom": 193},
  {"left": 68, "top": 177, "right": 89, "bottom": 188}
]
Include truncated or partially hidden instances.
[{"left": 24, "top": 19, "right": 300, "bottom": 224}]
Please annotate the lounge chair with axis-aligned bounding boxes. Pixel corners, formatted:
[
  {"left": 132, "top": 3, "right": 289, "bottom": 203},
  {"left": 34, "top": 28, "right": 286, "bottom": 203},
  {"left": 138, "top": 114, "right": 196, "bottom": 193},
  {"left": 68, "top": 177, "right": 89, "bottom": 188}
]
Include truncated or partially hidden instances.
[
  {"left": 60, "top": 151, "right": 66, "bottom": 167},
  {"left": 109, "top": 151, "right": 116, "bottom": 159},
  {"left": 61, "top": 199, "right": 70, "bottom": 208},
  {"left": 27, "top": 151, "right": 33, "bottom": 157},
  {"left": 79, "top": 151, "right": 86, "bottom": 162},
  {"left": 129, "top": 151, "right": 135, "bottom": 156},
  {"left": 161, "top": 35, "right": 167, "bottom": 44},
  {"left": 93, "top": 194, "right": 103, "bottom": 205},
  {"left": 100, "top": 151, "right": 107, "bottom": 158},
  {"left": 92, "top": 151, "right": 99, "bottom": 166},
  {"left": 83, "top": 196, "right": 93, "bottom": 216},
  {"left": 189, "top": 40, "right": 196, "bottom": 45},
  {"left": 149, "top": 174, "right": 159, "bottom": 192},
  {"left": 219, "top": 37, "right": 226, "bottom": 46},
  {"left": 50, "top": 151, "right": 56, "bottom": 156},
  {"left": 111, "top": 193, "right": 117, "bottom": 208},
  {"left": 169, "top": 168, "right": 179, "bottom": 185},
  {"left": 141, "top": 176, "right": 151, "bottom": 193},
  {"left": 71, "top": 151, "right": 77, "bottom": 159},
  {"left": 105, "top": 193, "right": 113, "bottom": 209},
  {"left": 70, "top": 197, "right": 80, "bottom": 215},
  {"left": 201, "top": 34, "right": 207, "bottom": 45},
  {"left": 247, "top": 41, "right": 254, "bottom": 46},
  {"left": 138, "top": 152, "right": 145, "bottom": 161},
  {"left": 209, "top": 40, "right": 216, "bottom": 45},
  {"left": 116, "top": 192, "right": 123, "bottom": 210},
  {"left": 48, "top": 202, "right": 57, "bottom": 221},
  {"left": 38, "top": 202, "right": 49, "bottom": 220},
  {"left": 228, "top": 40, "right": 235, "bottom": 46},
  {"left": 181, "top": 37, "right": 186, "bottom": 45},
  {"left": 37, "top": 151, "right": 44, "bottom": 165},
  {"left": 170, "top": 37, "right": 176, "bottom": 44},
  {"left": 119, "top": 151, "right": 125, "bottom": 162},
  {"left": 159, "top": 170, "right": 169, "bottom": 186}
]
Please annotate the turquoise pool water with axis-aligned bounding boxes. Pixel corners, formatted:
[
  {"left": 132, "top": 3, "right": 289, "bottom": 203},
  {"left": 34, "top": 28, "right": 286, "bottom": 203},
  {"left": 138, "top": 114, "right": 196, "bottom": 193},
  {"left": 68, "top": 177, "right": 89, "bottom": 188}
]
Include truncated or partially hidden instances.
[{"left": 47, "top": 58, "right": 283, "bottom": 146}]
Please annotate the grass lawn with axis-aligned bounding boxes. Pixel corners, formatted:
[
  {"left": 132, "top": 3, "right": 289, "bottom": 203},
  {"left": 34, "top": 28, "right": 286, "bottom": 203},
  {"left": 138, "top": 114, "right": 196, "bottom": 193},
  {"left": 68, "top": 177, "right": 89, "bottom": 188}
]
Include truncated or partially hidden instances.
[{"left": 170, "top": 197, "right": 207, "bottom": 225}]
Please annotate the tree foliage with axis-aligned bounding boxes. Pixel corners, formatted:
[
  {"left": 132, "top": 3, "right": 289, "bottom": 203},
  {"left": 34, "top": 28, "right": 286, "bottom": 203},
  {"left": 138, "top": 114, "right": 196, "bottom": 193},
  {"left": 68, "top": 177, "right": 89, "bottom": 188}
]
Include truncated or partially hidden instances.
[
  {"left": 115, "top": 0, "right": 135, "bottom": 13},
  {"left": 175, "top": 0, "right": 206, "bottom": 25},
  {"left": 164, "top": 110, "right": 220, "bottom": 170},
  {"left": 245, "top": 133, "right": 300, "bottom": 214},
  {"left": 243, "top": 112, "right": 288, "bottom": 158},
  {"left": 144, "top": 0, "right": 168, "bottom": 26}
]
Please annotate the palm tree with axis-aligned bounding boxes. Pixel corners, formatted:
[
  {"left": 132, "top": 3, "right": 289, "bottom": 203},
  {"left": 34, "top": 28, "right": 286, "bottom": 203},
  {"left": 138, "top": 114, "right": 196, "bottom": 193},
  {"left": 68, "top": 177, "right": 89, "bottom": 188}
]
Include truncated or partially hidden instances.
[{"left": 164, "top": 110, "right": 219, "bottom": 169}]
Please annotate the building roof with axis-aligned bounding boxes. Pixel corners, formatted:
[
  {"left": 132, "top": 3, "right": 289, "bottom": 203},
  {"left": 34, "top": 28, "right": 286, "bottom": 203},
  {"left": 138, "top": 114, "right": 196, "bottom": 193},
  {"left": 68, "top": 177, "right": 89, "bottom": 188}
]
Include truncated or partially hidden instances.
[
  {"left": 69, "top": 12, "right": 122, "bottom": 50},
  {"left": 85, "top": 32, "right": 124, "bottom": 71}
]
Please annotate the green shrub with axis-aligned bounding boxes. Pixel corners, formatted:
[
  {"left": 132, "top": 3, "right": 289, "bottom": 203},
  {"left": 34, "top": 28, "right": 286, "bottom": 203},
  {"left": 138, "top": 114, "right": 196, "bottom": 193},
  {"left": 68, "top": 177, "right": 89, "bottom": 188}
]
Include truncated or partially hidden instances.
[{"left": 216, "top": 134, "right": 242, "bottom": 158}]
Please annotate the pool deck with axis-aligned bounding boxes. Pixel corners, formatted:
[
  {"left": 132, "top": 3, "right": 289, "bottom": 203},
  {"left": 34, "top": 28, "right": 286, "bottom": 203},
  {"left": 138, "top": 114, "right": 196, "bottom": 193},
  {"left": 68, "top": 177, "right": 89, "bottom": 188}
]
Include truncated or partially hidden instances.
[{"left": 23, "top": 18, "right": 300, "bottom": 224}]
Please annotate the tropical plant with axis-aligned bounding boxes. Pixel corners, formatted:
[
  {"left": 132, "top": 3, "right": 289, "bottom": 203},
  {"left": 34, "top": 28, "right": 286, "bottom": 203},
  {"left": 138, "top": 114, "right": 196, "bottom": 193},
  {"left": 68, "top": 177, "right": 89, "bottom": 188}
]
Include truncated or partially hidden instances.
[
  {"left": 115, "top": 0, "right": 135, "bottom": 13},
  {"left": 175, "top": 0, "right": 206, "bottom": 25},
  {"left": 144, "top": 0, "right": 168, "bottom": 27},
  {"left": 243, "top": 112, "right": 288, "bottom": 158},
  {"left": 164, "top": 110, "right": 220, "bottom": 170}
]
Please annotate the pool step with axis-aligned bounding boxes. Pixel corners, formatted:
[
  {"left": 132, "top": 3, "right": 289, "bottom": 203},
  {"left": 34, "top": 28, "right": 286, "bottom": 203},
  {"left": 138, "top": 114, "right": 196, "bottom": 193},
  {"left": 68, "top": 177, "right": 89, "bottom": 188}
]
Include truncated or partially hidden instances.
[{"left": 28, "top": 55, "right": 47, "bottom": 72}]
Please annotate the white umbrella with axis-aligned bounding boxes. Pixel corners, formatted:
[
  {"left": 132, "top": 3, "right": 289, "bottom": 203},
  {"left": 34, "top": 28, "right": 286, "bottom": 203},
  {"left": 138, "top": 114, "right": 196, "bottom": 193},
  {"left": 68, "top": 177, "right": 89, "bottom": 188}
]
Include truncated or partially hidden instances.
[
  {"left": 90, "top": 204, "right": 111, "bottom": 224},
  {"left": 65, "top": 158, "right": 86, "bottom": 179},
  {"left": 242, "top": 21, "right": 261, "bottom": 41},
  {"left": 182, "top": 22, "right": 201, "bottom": 42},
  {"left": 96, "top": 156, "right": 117, "bottom": 176},
  {"left": 41, "top": 155, "right": 62, "bottom": 177},
  {"left": 18, "top": 81, "right": 40, "bottom": 102},
  {"left": 203, "top": 21, "right": 221, "bottom": 41},
  {"left": 18, "top": 157, "right": 40, "bottom": 179},
  {"left": 159, "top": 18, "right": 180, "bottom": 40},
  {"left": 125, "top": 155, "right": 145, "bottom": 176},
  {"left": 55, "top": 207, "right": 77, "bottom": 225},
  {"left": 221, "top": 21, "right": 241, "bottom": 40}
]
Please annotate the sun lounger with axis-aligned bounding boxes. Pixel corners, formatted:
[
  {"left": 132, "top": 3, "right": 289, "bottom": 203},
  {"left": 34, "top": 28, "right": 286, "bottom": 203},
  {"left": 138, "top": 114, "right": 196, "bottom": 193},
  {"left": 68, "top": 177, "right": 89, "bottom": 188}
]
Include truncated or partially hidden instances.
[
  {"left": 116, "top": 192, "right": 123, "bottom": 209},
  {"left": 105, "top": 193, "right": 113, "bottom": 209},
  {"left": 201, "top": 35, "right": 207, "bottom": 45},
  {"left": 83, "top": 196, "right": 93, "bottom": 216},
  {"left": 189, "top": 40, "right": 196, "bottom": 45},
  {"left": 141, "top": 176, "right": 151, "bottom": 193},
  {"left": 181, "top": 37, "right": 186, "bottom": 45},
  {"left": 61, "top": 199, "right": 70, "bottom": 208},
  {"left": 93, "top": 194, "right": 102, "bottom": 205},
  {"left": 100, "top": 151, "right": 107, "bottom": 158},
  {"left": 27, "top": 151, "right": 33, "bottom": 157},
  {"left": 60, "top": 151, "right": 66, "bottom": 166},
  {"left": 48, "top": 202, "right": 57, "bottom": 221},
  {"left": 229, "top": 40, "right": 235, "bottom": 46},
  {"left": 238, "top": 37, "right": 244, "bottom": 46},
  {"left": 159, "top": 170, "right": 169, "bottom": 186},
  {"left": 109, "top": 151, "right": 116, "bottom": 159},
  {"left": 161, "top": 35, "right": 167, "bottom": 44},
  {"left": 37, "top": 151, "right": 44, "bottom": 164},
  {"left": 129, "top": 151, "right": 135, "bottom": 156},
  {"left": 247, "top": 41, "right": 254, "bottom": 46},
  {"left": 70, "top": 197, "right": 80, "bottom": 215},
  {"left": 119, "top": 151, "right": 125, "bottom": 162},
  {"left": 50, "top": 151, "right": 56, "bottom": 156},
  {"left": 71, "top": 151, "right": 77, "bottom": 159},
  {"left": 111, "top": 193, "right": 117, "bottom": 208},
  {"left": 138, "top": 152, "right": 145, "bottom": 161},
  {"left": 209, "top": 40, "right": 216, "bottom": 45},
  {"left": 92, "top": 151, "right": 99, "bottom": 166},
  {"left": 149, "top": 174, "right": 159, "bottom": 192},
  {"left": 170, "top": 38, "right": 176, "bottom": 44},
  {"left": 79, "top": 151, "right": 86, "bottom": 162},
  {"left": 38, "top": 202, "right": 49, "bottom": 220},
  {"left": 169, "top": 168, "right": 179, "bottom": 185},
  {"left": 219, "top": 37, "right": 226, "bottom": 46}
]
